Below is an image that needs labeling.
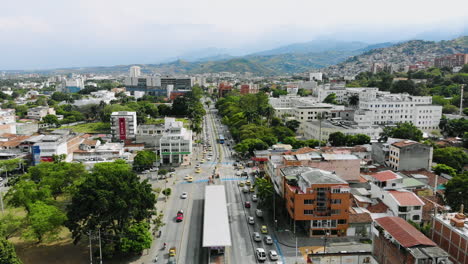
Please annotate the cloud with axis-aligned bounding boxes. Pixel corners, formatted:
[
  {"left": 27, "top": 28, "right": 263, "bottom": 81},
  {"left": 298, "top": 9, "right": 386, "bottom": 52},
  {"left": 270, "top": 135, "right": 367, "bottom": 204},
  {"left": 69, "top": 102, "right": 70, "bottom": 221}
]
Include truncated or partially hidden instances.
[{"left": 0, "top": 0, "right": 467, "bottom": 69}]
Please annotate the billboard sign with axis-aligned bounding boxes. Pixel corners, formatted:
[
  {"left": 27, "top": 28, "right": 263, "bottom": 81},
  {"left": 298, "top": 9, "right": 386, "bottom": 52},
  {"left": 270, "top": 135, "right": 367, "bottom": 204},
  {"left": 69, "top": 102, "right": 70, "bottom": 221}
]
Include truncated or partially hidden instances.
[{"left": 119, "top": 118, "right": 126, "bottom": 140}]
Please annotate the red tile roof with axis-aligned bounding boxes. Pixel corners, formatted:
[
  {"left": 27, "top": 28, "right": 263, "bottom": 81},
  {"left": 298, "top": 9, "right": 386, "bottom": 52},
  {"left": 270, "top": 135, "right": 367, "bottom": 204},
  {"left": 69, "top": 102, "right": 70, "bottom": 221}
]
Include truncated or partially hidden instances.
[
  {"left": 370, "top": 170, "right": 399, "bottom": 182},
  {"left": 388, "top": 191, "right": 425, "bottom": 206},
  {"left": 367, "top": 201, "right": 389, "bottom": 213},
  {"left": 349, "top": 208, "right": 372, "bottom": 223},
  {"left": 375, "top": 216, "right": 436, "bottom": 248},
  {"left": 392, "top": 140, "right": 418, "bottom": 148}
]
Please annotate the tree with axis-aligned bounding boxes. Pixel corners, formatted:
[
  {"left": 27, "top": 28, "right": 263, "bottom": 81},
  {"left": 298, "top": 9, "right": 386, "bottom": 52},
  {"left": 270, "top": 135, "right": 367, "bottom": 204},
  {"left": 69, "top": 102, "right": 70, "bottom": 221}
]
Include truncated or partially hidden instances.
[
  {"left": 444, "top": 172, "right": 468, "bottom": 212},
  {"left": 255, "top": 178, "right": 274, "bottom": 207},
  {"left": 133, "top": 150, "right": 157, "bottom": 171},
  {"left": 271, "top": 126, "right": 295, "bottom": 141},
  {"left": 328, "top": 132, "right": 348, "bottom": 146},
  {"left": 348, "top": 94, "right": 359, "bottom": 106},
  {"left": 352, "top": 134, "right": 371, "bottom": 145},
  {"left": 0, "top": 237, "right": 22, "bottom": 264},
  {"left": 433, "top": 147, "right": 468, "bottom": 172},
  {"left": 272, "top": 89, "right": 287, "bottom": 98},
  {"left": 119, "top": 222, "right": 152, "bottom": 254},
  {"left": 42, "top": 114, "right": 60, "bottom": 126},
  {"left": 24, "top": 201, "right": 66, "bottom": 242},
  {"left": 391, "top": 80, "right": 416, "bottom": 94},
  {"left": 389, "top": 123, "right": 423, "bottom": 141},
  {"left": 0, "top": 213, "right": 25, "bottom": 239},
  {"left": 285, "top": 120, "right": 301, "bottom": 133},
  {"left": 297, "top": 88, "right": 310, "bottom": 97},
  {"left": 442, "top": 104, "right": 459, "bottom": 114},
  {"left": 6, "top": 180, "right": 52, "bottom": 213},
  {"left": 323, "top": 93, "right": 338, "bottom": 104},
  {"left": 432, "top": 164, "right": 457, "bottom": 177},
  {"left": 162, "top": 187, "right": 172, "bottom": 197},
  {"left": 66, "top": 160, "right": 156, "bottom": 255}
]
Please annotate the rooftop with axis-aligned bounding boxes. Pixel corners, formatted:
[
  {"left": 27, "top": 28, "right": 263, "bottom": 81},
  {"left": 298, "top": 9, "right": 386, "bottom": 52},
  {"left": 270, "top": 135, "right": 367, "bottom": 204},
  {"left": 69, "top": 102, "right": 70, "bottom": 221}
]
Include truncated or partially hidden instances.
[
  {"left": 300, "top": 168, "right": 348, "bottom": 185},
  {"left": 375, "top": 216, "right": 436, "bottom": 248},
  {"left": 392, "top": 140, "right": 419, "bottom": 148},
  {"left": 369, "top": 170, "right": 401, "bottom": 182},
  {"left": 388, "top": 190, "right": 425, "bottom": 206},
  {"left": 321, "top": 153, "right": 359, "bottom": 160}
]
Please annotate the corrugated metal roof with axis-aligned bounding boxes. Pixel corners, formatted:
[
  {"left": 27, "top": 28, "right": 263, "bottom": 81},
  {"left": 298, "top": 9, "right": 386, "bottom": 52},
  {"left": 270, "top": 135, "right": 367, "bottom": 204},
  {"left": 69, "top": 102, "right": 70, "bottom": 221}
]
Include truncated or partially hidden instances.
[
  {"left": 203, "top": 185, "right": 231, "bottom": 247},
  {"left": 375, "top": 216, "right": 436, "bottom": 248}
]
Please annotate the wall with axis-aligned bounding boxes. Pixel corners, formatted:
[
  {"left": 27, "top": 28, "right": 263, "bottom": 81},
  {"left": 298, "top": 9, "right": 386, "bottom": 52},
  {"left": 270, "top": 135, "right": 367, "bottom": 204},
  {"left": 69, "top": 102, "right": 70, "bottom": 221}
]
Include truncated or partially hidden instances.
[{"left": 431, "top": 217, "right": 468, "bottom": 264}]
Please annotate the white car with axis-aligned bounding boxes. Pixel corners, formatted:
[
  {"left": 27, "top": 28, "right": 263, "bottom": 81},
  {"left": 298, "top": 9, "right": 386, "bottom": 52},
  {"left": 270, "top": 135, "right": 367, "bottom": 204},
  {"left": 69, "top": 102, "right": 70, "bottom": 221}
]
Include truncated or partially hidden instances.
[
  {"left": 252, "top": 232, "right": 261, "bottom": 242},
  {"left": 255, "top": 248, "right": 267, "bottom": 261},
  {"left": 235, "top": 171, "right": 241, "bottom": 176},
  {"left": 252, "top": 194, "right": 258, "bottom": 202},
  {"left": 207, "top": 156, "right": 212, "bottom": 161},
  {"left": 255, "top": 209, "right": 263, "bottom": 218},
  {"left": 248, "top": 216, "right": 255, "bottom": 225},
  {"left": 180, "top": 192, "right": 188, "bottom": 199},
  {"left": 264, "top": 235, "right": 273, "bottom": 245},
  {"left": 269, "top": 250, "right": 279, "bottom": 261}
]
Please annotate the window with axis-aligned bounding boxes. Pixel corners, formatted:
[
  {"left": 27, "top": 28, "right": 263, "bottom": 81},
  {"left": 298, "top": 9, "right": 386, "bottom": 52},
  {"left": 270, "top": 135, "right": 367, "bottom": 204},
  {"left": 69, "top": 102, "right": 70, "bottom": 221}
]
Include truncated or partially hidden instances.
[
  {"left": 304, "top": 199, "right": 314, "bottom": 205},
  {"left": 413, "top": 206, "right": 421, "bottom": 210},
  {"left": 304, "top": 210, "right": 313, "bottom": 215},
  {"left": 331, "top": 209, "right": 341, "bottom": 215},
  {"left": 331, "top": 199, "right": 341, "bottom": 204},
  {"left": 412, "top": 215, "right": 420, "bottom": 221},
  {"left": 338, "top": 219, "right": 347, "bottom": 225}
]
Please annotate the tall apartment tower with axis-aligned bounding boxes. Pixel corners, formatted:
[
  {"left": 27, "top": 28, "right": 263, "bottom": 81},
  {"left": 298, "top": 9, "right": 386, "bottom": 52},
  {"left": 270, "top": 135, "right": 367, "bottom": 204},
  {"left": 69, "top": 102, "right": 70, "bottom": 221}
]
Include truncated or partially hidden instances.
[
  {"left": 129, "top": 66, "right": 141, "bottom": 78},
  {"left": 111, "top": 111, "right": 138, "bottom": 141}
]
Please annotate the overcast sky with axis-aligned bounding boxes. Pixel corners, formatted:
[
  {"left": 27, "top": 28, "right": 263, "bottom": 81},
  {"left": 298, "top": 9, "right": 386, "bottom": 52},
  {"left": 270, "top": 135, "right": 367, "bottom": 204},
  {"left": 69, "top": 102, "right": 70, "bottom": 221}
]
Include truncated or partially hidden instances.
[{"left": 1, "top": 0, "right": 467, "bottom": 70}]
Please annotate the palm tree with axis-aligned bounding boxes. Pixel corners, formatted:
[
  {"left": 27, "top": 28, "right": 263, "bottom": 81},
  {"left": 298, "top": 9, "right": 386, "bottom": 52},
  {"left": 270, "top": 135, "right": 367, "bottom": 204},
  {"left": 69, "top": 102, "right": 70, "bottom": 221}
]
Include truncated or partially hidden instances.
[{"left": 349, "top": 94, "right": 359, "bottom": 107}]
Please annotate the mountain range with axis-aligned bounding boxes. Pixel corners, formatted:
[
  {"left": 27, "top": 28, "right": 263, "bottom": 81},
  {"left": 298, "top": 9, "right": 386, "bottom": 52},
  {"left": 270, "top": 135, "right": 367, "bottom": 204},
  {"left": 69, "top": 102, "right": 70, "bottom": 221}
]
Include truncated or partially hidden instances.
[{"left": 18, "top": 36, "right": 468, "bottom": 76}]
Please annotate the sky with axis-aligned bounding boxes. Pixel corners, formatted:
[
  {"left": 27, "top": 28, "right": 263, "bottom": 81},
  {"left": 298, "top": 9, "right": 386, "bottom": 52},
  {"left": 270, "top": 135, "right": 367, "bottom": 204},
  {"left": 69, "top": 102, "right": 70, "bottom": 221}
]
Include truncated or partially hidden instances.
[{"left": 0, "top": 0, "right": 467, "bottom": 70}]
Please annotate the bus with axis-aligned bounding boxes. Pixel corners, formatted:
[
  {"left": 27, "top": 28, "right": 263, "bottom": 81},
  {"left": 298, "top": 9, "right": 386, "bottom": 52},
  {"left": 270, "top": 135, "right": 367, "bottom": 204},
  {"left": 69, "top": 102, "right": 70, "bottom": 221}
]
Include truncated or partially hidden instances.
[{"left": 219, "top": 134, "right": 225, "bottom": 144}]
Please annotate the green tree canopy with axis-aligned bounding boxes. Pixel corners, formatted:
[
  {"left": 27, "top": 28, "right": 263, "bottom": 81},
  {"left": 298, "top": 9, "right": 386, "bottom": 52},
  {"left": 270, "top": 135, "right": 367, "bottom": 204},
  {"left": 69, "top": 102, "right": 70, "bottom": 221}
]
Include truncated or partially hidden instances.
[
  {"left": 133, "top": 150, "right": 157, "bottom": 171},
  {"left": 323, "top": 93, "right": 338, "bottom": 104},
  {"left": 0, "top": 237, "right": 22, "bottom": 264},
  {"left": 432, "top": 164, "right": 457, "bottom": 177},
  {"left": 381, "top": 123, "right": 423, "bottom": 142},
  {"left": 66, "top": 160, "right": 156, "bottom": 256},
  {"left": 444, "top": 171, "right": 468, "bottom": 212},
  {"left": 24, "top": 201, "right": 66, "bottom": 242},
  {"left": 285, "top": 120, "right": 301, "bottom": 132},
  {"left": 433, "top": 147, "right": 468, "bottom": 172},
  {"left": 42, "top": 114, "right": 60, "bottom": 125}
]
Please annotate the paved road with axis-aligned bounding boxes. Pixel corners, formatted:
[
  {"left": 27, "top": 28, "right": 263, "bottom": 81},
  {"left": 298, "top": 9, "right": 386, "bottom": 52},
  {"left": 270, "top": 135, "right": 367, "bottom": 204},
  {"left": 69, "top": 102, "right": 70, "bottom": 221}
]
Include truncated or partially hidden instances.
[{"left": 136, "top": 99, "right": 282, "bottom": 264}]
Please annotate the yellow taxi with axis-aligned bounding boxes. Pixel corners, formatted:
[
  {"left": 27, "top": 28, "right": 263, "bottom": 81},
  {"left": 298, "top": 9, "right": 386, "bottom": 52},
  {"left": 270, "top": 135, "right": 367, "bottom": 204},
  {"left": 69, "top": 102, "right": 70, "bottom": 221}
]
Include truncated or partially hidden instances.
[
  {"left": 184, "top": 175, "right": 193, "bottom": 182},
  {"left": 250, "top": 187, "right": 255, "bottom": 192},
  {"left": 238, "top": 181, "right": 245, "bottom": 187},
  {"left": 195, "top": 168, "right": 202, "bottom": 173},
  {"left": 261, "top": 225, "right": 268, "bottom": 234},
  {"left": 245, "top": 180, "right": 251, "bottom": 186},
  {"left": 200, "top": 159, "right": 205, "bottom": 163}
]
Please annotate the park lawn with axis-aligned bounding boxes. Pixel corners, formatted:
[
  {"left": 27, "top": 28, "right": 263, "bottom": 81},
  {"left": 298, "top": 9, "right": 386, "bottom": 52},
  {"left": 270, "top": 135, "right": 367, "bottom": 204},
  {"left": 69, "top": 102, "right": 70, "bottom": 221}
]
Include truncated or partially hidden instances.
[{"left": 60, "top": 122, "right": 110, "bottom": 134}]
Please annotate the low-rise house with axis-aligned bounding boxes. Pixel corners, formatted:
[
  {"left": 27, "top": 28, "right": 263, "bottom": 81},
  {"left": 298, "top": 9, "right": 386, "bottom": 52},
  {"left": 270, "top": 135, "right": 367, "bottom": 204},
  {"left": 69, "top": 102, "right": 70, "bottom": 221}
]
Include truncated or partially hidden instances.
[
  {"left": 27, "top": 106, "right": 56, "bottom": 120},
  {"left": 388, "top": 140, "right": 432, "bottom": 171},
  {"left": 73, "top": 142, "right": 124, "bottom": 162},
  {"left": 373, "top": 216, "right": 451, "bottom": 264}
]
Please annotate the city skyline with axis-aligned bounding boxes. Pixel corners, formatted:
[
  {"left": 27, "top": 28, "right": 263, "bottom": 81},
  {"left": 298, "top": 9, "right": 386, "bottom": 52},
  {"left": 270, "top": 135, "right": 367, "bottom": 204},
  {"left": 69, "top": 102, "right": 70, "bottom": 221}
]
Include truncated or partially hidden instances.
[{"left": 0, "top": 0, "right": 467, "bottom": 69}]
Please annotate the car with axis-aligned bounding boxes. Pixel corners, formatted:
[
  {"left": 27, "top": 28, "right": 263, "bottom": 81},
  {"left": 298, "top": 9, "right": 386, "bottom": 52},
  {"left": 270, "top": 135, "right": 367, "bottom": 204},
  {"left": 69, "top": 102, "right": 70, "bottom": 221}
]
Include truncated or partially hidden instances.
[
  {"left": 242, "top": 187, "right": 249, "bottom": 193},
  {"left": 200, "top": 159, "right": 205, "bottom": 163},
  {"left": 264, "top": 235, "right": 273, "bottom": 245},
  {"left": 207, "top": 157, "right": 212, "bottom": 161},
  {"left": 248, "top": 216, "right": 255, "bottom": 225},
  {"left": 203, "top": 150, "right": 207, "bottom": 154},
  {"left": 268, "top": 250, "right": 279, "bottom": 261},
  {"left": 238, "top": 182, "right": 245, "bottom": 187},
  {"left": 252, "top": 232, "right": 261, "bottom": 242},
  {"left": 184, "top": 176, "right": 193, "bottom": 182},
  {"left": 245, "top": 180, "right": 251, "bottom": 186},
  {"left": 142, "top": 170, "right": 149, "bottom": 174},
  {"left": 180, "top": 192, "right": 188, "bottom": 199},
  {"left": 169, "top": 247, "right": 176, "bottom": 257},
  {"left": 195, "top": 168, "right": 201, "bottom": 173},
  {"left": 208, "top": 153, "right": 213, "bottom": 156},
  {"left": 176, "top": 210, "right": 184, "bottom": 222},
  {"left": 238, "top": 165, "right": 244, "bottom": 170},
  {"left": 168, "top": 168, "right": 175, "bottom": 172},
  {"left": 235, "top": 171, "right": 241, "bottom": 176},
  {"left": 244, "top": 201, "right": 251, "bottom": 208},
  {"left": 250, "top": 187, "right": 255, "bottom": 192},
  {"left": 261, "top": 225, "right": 268, "bottom": 234},
  {"left": 195, "top": 164, "right": 201, "bottom": 169},
  {"left": 233, "top": 162, "right": 238, "bottom": 167},
  {"left": 256, "top": 209, "right": 263, "bottom": 218},
  {"left": 255, "top": 248, "right": 267, "bottom": 261},
  {"left": 252, "top": 194, "right": 258, "bottom": 202}
]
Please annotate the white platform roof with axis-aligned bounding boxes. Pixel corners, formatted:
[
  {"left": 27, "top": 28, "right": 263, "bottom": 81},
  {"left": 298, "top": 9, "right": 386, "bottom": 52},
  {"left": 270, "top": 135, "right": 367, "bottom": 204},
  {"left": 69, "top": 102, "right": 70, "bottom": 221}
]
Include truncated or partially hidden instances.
[{"left": 203, "top": 185, "right": 232, "bottom": 248}]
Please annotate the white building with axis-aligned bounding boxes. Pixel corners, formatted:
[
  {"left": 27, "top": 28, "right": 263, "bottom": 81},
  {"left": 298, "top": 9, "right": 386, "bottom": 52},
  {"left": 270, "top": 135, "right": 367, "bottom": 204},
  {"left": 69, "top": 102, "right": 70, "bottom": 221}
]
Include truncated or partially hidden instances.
[
  {"left": 64, "top": 77, "right": 85, "bottom": 93},
  {"left": 309, "top": 72, "right": 323, "bottom": 81},
  {"left": 27, "top": 107, "right": 56, "bottom": 120},
  {"left": 0, "top": 109, "right": 16, "bottom": 124},
  {"left": 159, "top": 117, "right": 192, "bottom": 164},
  {"left": 367, "top": 170, "right": 424, "bottom": 223},
  {"left": 129, "top": 66, "right": 141, "bottom": 77},
  {"left": 111, "top": 111, "right": 137, "bottom": 141},
  {"left": 358, "top": 92, "right": 442, "bottom": 132},
  {"left": 302, "top": 119, "right": 383, "bottom": 141},
  {"left": 73, "top": 141, "right": 124, "bottom": 162},
  {"left": 73, "top": 90, "right": 116, "bottom": 106}
]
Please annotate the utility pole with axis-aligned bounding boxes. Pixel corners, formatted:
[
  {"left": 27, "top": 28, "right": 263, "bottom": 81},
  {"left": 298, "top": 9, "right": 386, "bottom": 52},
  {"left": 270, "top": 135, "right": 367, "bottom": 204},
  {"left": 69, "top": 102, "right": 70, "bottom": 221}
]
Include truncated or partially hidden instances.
[
  {"left": 0, "top": 188, "right": 4, "bottom": 214},
  {"left": 460, "top": 84, "right": 465, "bottom": 116},
  {"left": 98, "top": 229, "right": 103, "bottom": 264},
  {"left": 89, "top": 231, "right": 93, "bottom": 264}
]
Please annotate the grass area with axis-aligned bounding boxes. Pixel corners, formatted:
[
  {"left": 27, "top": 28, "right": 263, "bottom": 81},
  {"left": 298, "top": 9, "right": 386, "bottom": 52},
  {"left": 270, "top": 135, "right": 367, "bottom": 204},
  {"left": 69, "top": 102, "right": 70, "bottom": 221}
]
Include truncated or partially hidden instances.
[
  {"left": 60, "top": 122, "right": 110, "bottom": 134},
  {"left": 146, "top": 118, "right": 191, "bottom": 128}
]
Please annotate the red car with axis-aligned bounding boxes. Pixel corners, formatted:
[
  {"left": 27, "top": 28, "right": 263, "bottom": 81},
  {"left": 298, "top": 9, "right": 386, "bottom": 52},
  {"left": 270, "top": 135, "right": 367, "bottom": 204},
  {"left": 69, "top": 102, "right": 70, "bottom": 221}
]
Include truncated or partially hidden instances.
[
  {"left": 244, "top": 201, "right": 251, "bottom": 208},
  {"left": 176, "top": 210, "right": 184, "bottom": 222}
]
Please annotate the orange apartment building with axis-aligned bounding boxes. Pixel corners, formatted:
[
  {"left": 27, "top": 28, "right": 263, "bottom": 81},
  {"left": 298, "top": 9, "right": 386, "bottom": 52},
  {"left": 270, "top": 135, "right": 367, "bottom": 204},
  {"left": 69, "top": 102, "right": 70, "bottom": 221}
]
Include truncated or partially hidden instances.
[{"left": 283, "top": 167, "right": 351, "bottom": 237}]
